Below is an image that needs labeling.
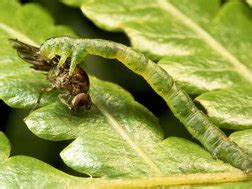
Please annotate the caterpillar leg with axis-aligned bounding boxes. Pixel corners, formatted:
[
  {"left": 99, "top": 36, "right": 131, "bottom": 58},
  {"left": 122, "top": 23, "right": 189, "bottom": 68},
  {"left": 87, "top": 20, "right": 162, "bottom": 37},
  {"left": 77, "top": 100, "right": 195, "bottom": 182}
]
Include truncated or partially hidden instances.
[{"left": 40, "top": 37, "right": 87, "bottom": 75}]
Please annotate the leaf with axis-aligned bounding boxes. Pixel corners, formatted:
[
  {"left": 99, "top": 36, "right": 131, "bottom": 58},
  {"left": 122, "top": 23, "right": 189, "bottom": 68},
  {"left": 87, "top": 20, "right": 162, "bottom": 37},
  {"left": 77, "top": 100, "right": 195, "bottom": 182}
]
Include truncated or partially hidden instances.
[
  {"left": 33, "top": 36, "right": 252, "bottom": 171},
  {"left": 0, "top": 0, "right": 252, "bottom": 187},
  {"left": 79, "top": 0, "right": 220, "bottom": 60},
  {"left": 0, "top": 131, "right": 85, "bottom": 188},
  {"left": 0, "top": 156, "right": 85, "bottom": 188},
  {"left": 247, "top": 0, "right": 252, "bottom": 7},
  {"left": 195, "top": 87, "right": 252, "bottom": 130},
  {"left": 1, "top": 132, "right": 252, "bottom": 188},
  {"left": 0, "top": 0, "right": 76, "bottom": 108},
  {"left": 65, "top": 0, "right": 252, "bottom": 130},
  {"left": 79, "top": 0, "right": 252, "bottom": 93},
  {"left": 5, "top": 109, "right": 61, "bottom": 163},
  {"left": 230, "top": 129, "right": 252, "bottom": 156},
  {"left": 25, "top": 76, "right": 239, "bottom": 177},
  {"left": 158, "top": 1, "right": 252, "bottom": 94},
  {"left": 0, "top": 132, "right": 10, "bottom": 162},
  {"left": 61, "top": 0, "right": 83, "bottom": 7}
]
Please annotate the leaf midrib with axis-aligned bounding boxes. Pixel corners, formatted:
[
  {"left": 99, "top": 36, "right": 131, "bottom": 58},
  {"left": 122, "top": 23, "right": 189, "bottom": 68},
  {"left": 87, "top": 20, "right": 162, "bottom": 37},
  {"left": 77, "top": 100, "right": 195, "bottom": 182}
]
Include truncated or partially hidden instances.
[
  {"left": 0, "top": 22, "right": 38, "bottom": 46},
  {"left": 157, "top": 0, "right": 252, "bottom": 83},
  {"left": 87, "top": 172, "right": 250, "bottom": 188},
  {"left": 93, "top": 99, "right": 163, "bottom": 175}
]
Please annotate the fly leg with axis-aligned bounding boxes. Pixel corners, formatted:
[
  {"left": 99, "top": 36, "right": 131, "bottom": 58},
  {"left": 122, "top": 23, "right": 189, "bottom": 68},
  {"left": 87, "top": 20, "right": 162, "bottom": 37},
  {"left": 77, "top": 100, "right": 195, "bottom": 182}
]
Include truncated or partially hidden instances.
[
  {"left": 25, "top": 87, "right": 55, "bottom": 120},
  {"left": 34, "top": 87, "right": 55, "bottom": 109},
  {"left": 58, "top": 93, "right": 72, "bottom": 110},
  {"left": 58, "top": 93, "right": 73, "bottom": 122}
]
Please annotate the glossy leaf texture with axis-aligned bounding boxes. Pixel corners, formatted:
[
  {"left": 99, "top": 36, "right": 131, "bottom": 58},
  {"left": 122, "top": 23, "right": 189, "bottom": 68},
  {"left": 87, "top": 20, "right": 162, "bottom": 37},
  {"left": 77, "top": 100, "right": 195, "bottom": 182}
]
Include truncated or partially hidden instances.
[
  {"left": 0, "top": 0, "right": 76, "bottom": 108},
  {"left": 230, "top": 129, "right": 252, "bottom": 156},
  {"left": 0, "top": 132, "right": 85, "bottom": 188},
  {"left": 26, "top": 76, "right": 238, "bottom": 177},
  {"left": 195, "top": 88, "right": 252, "bottom": 130},
  {"left": 0, "top": 132, "right": 10, "bottom": 162},
  {"left": 66, "top": 0, "right": 252, "bottom": 130},
  {"left": 1, "top": 132, "right": 252, "bottom": 188},
  {"left": 0, "top": 0, "right": 252, "bottom": 188}
]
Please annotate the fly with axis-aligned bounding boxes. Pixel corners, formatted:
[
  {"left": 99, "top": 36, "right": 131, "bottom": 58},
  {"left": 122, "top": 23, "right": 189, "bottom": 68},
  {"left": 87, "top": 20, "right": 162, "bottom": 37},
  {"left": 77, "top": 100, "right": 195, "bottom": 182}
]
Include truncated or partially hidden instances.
[{"left": 9, "top": 39, "right": 92, "bottom": 111}]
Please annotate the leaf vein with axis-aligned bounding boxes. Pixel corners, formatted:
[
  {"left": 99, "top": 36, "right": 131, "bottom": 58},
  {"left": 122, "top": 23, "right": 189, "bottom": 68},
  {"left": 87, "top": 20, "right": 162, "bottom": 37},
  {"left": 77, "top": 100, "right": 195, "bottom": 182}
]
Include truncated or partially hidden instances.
[
  {"left": 0, "top": 23, "right": 38, "bottom": 46},
  {"left": 94, "top": 101, "right": 163, "bottom": 175},
  {"left": 158, "top": 0, "right": 252, "bottom": 82}
]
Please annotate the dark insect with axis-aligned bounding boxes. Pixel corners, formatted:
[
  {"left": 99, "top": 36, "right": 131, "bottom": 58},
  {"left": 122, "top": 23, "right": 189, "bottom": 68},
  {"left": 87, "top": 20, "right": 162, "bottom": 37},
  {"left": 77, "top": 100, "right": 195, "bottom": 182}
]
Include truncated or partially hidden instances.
[{"left": 9, "top": 39, "right": 92, "bottom": 111}]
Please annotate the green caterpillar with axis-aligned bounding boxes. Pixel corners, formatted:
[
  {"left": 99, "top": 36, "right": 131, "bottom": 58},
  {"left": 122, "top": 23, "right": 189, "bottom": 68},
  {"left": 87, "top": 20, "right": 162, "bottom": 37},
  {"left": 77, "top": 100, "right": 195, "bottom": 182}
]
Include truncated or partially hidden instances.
[{"left": 26, "top": 37, "right": 252, "bottom": 172}]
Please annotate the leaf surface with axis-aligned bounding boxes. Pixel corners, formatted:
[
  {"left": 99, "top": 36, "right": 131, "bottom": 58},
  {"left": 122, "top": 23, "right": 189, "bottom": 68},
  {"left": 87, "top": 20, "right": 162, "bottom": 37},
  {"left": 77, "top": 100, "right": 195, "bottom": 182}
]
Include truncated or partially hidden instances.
[
  {"left": 66, "top": 0, "right": 252, "bottom": 130},
  {"left": 0, "top": 0, "right": 252, "bottom": 187},
  {"left": 247, "top": 0, "right": 252, "bottom": 7},
  {"left": 26, "top": 77, "right": 238, "bottom": 177},
  {"left": 195, "top": 88, "right": 252, "bottom": 130},
  {"left": 230, "top": 129, "right": 252, "bottom": 156},
  {"left": 1, "top": 132, "right": 252, "bottom": 188},
  {"left": 0, "top": 132, "right": 85, "bottom": 188},
  {"left": 79, "top": 0, "right": 252, "bottom": 92},
  {"left": 0, "top": 0, "right": 75, "bottom": 108},
  {"left": 0, "top": 132, "right": 10, "bottom": 162}
]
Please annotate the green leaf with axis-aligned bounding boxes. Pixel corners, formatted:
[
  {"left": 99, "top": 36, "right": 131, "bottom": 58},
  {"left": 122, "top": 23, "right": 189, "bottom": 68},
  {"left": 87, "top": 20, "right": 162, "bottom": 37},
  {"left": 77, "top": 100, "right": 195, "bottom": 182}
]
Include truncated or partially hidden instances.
[
  {"left": 0, "top": 132, "right": 85, "bottom": 188},
  {"left": 0, "top": 132, "right": 10, "bottom": 162},
  {"left": 79, "top": 0, "right": 221, "bottom": 60},
  {"left": 195, "top": 87, "right": 252, "bottom": 130},
  {"left": 0, "top": 156, "right": 85, "bottom": 188},
  {"left": 0, "top": 0, "right": 75, "bottom": 108},
  {"left": 25, "top": 76, "right": 238, "bottom": 177},
  {"left": 0, "top": 72, "right": 59, "bottom": 108},
  {"left": 1, "top": 0, "right": 252, "bottom": 187},
  {"left": 61, "top": 0, "right": 83, "bottom": 7},
  {"left": 247, "top": 0, "right": 252, "bottom": 7},
  {"left": 230, "top": 129, "right": 252, "bottom": 156},
  {"left": 67, "top": 0, "right": 252, "bottom": 130},
  {"left": 0, "top": 82, "right": 251, "bottom": 184},
  {"left": 1, "top": 132, "right": 251, "bottom": 188},
  {"left": 159, "top": 1, "right": 252, "bottom": 94},
  {"left": 79, "top": 0, "right": 252, "bottom": 93}
]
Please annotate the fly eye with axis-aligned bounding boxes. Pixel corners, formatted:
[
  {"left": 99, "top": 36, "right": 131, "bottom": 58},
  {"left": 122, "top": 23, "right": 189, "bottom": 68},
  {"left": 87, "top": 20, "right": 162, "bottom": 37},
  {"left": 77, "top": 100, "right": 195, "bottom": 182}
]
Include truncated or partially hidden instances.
[{"left": 71, "top": 93, "right": 90, "bottom": 109}]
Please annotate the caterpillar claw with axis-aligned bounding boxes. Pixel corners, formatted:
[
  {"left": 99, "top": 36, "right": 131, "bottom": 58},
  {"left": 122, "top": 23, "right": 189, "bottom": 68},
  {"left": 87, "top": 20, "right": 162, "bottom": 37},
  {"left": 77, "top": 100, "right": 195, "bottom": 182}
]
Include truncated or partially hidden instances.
[
  {"left": 58, "top": 53, "right": 69, "bottom": 68},
  {"left": 47, "top": 52, "right": 56, "bottom": 60},
  {"left": 68, "top": 46, "right": 87, "bottom": 75},
  {"left": 40, "top": 37, "right": 83, "bottom": 74},
  {"left": 69, "top": 57, "right": 77, "bottom": 76}
]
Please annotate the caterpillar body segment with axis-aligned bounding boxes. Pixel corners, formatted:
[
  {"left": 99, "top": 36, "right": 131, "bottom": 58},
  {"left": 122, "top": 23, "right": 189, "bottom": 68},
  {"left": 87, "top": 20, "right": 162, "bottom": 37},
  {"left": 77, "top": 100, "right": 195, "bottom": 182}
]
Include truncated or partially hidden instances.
[{"left": 26, "top": 37, "right": 252, "bottom": 171}]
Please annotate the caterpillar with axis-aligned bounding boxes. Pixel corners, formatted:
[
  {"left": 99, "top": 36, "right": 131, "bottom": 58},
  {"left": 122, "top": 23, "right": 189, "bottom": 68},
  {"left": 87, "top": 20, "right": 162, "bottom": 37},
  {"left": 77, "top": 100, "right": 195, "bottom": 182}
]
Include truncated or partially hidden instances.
[
  {"left": 10, "top": 39, "right": 92, "bottom": 111},
  {"left": 11, "top": 37, "right": 252, "bottom": 172}
]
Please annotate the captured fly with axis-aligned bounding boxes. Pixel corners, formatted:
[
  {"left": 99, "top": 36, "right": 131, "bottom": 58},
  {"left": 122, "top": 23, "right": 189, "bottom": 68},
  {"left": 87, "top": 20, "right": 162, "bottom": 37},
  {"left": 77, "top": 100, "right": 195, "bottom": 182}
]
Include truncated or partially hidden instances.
[{"left": 9, "top": 39, "right": 92, "bottom": 111}]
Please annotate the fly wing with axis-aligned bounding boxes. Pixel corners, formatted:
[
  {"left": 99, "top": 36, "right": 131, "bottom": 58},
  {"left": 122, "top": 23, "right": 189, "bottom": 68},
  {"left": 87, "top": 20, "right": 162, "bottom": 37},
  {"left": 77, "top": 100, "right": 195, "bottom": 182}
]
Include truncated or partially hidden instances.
[{"left": 9, "top": 39, "right": 53, "bottom": 71}]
